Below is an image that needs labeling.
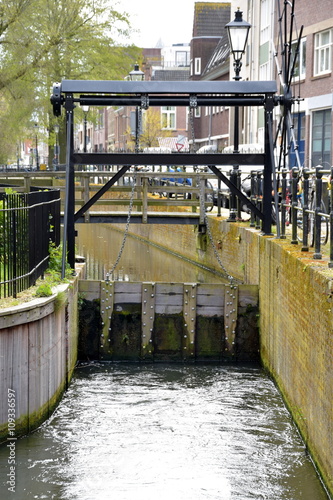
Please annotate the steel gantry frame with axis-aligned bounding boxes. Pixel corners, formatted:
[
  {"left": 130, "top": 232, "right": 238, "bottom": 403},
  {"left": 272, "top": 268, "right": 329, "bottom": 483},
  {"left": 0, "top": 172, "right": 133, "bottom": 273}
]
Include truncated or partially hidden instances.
[{"left": 51, "top": 79, "right": 279, "bottom": 270}]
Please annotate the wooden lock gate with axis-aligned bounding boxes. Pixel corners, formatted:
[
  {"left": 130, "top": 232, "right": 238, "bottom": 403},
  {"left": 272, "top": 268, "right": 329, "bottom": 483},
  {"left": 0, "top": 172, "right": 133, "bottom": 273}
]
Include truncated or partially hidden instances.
[{"left": 78, "top": 280, "right": 259, "bottom": 363}]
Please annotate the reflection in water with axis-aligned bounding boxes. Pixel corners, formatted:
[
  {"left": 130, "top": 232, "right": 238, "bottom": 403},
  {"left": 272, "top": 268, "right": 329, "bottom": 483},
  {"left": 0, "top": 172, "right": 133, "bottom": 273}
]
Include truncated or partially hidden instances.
[
  {"left": 0, "top": 365, "right": 328, "bottom": 500},
  {"left": 77, "top": 224, "right": 226, "bottom": 283}
]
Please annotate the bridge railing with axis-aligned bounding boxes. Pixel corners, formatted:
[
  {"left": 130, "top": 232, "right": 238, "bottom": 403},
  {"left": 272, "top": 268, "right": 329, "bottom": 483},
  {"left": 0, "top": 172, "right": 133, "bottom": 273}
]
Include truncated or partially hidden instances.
[
  {"left": 0, "top": 169, "right": 217, "bottom": 221},
  {"left": 234, "top": 166, "right": 333, "bottom": 266},
  {"left": 0, "top": 190, "right": 61, "bottom": 299}
]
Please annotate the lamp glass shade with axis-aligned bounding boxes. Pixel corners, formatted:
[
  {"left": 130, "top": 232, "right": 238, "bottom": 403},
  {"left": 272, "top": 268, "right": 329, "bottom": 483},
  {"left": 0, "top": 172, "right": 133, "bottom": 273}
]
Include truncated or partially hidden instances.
[
  {"left": 129, "top": 64, "right": 144, "bottom": 81},
  {"left": 226, "top": 10, "right": 251, "bottom": 60},
  {"left": 81, "top": 105, "right": 90, "bottom": 113}
]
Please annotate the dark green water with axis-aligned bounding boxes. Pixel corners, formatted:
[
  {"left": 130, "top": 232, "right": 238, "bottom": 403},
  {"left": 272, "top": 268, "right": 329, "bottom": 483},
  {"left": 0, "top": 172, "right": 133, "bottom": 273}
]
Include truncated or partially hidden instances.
[{"left": 0, "top": 365, "right": 329, "bottom": 499}]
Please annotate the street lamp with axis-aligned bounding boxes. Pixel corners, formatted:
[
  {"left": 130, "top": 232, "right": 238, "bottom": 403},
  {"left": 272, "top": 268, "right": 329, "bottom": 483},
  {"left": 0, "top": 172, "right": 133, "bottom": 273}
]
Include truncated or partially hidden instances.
[
  {"left": 128, "top": 64, "right": 145, "bottom": 153},
  {"left": 34, "top": 123, "right": 39, "bottom": 171},
  {"left": 54, "top": 124, "right": 59, "bottom": 170},
  {"left": 225, "top": 8, "right": 251, "bottom": 81},
  {"left": 129, "top": 63, "right": 145, "bottom": 82},
  {"left": 82, "top": 105, "right": 90, "bottom": 153},
  {"left": 225, "top": 9, "right": 251, "bottom": 220}
]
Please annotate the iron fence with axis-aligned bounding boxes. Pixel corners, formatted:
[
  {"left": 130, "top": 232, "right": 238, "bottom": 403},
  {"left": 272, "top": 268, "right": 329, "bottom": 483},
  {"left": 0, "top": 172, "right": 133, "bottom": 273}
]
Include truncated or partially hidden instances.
[
  {"left": 0, "top": 189, "right": 61, "bottom": 299},
  {"left": 220, "top": 165, "right": 333, "bottom": 267}
]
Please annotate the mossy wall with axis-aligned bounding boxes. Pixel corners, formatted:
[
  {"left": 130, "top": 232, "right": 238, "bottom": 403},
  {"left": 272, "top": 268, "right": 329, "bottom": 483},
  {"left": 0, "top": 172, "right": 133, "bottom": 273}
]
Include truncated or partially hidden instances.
[{"left": 116, "top": 216, "right": 332, "bottom": 495}]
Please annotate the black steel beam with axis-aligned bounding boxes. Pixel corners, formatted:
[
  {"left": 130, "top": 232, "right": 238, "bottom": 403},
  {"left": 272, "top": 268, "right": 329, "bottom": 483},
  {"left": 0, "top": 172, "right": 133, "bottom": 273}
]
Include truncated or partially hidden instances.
[
  {"left": 71, "top": 214, "right": 201, "bottom": 225},
  {"left": 72, "top": 152, "right": 265, "bottom": 167},
  {"left": 60, "top": 79, "right": 277, "bottom": 95},
  {"left": 208, "top": 166, "right": 264, "bottom": 220},
  {"left": 78, "top": 96, "right": 266, "bottom": 107}
]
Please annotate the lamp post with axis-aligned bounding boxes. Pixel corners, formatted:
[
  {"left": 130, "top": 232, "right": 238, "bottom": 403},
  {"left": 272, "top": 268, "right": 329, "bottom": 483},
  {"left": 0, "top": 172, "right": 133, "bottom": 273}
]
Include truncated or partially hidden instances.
[
  {"left": 225, "top": 9, "right": 251, "bottom": 220},
  {"left": 128, "top": 64, "right": 144, "bottom": 153},
  {"left": 54, "top": 124, "right": 59, "bottom": 170},
  {"left": 82, "top": 105, "right": 90, "bottom": 153},
  {"left": 34, "top": 123, "right": 39, "bottom": 171}
]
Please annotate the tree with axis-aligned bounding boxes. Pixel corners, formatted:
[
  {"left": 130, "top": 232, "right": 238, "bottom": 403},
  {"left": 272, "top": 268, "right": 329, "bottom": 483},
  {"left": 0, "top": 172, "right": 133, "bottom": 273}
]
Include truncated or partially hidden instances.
[
  {"left": 127, "top": 108, "right": 173, "bottom": 150},
  {"left": 0, "top": 0, "right": 141, "bottom": 164}
]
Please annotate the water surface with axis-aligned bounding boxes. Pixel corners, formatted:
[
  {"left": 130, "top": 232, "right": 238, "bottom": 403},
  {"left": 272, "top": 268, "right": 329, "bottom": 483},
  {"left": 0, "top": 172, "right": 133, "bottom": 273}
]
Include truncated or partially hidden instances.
[{"left": 0, "top": 365, "right": 329, "bottom": 499}]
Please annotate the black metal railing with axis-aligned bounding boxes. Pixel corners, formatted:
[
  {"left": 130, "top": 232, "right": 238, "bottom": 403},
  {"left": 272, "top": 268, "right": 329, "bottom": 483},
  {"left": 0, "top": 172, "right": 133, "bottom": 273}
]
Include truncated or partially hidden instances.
[
  {"left": 221, "top": 165, "right": 333, "bottom": 267},
  {"left": 0, "top": 189, "right": 61, "bottom": 299}
]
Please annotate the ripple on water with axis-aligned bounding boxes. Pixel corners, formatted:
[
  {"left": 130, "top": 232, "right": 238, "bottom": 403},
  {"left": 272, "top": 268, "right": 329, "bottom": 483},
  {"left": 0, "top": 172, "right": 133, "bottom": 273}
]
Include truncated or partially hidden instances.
[{"left": 0, "top": 365, "right": 329, "bottom": 500}]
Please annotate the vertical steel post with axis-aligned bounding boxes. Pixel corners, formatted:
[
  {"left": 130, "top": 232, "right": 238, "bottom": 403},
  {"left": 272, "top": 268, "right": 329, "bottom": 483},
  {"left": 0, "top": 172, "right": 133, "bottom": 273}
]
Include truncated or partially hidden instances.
[
  {"left": 280, "top": 168, "right": 287, "bottom": 239},
  {"left": 301, "top": 168, "right": 310, "bottom": 251},
  {"left": 227, "top": 164, "right": 238, "bottom": 221},
  {"left": 262, "top": 105, "right": 274, "bottom": 235},
  {"left": 62, "top": 94, "right": 75, "bottom": 278},
  {"left": 329, "top": 167, "right": 333, "bottom": 268},
  {"left": 250, "top": 171, "right": 256, "bottom": 227},
  {"left": 291, "top": 167, "right": 299, "bottom": 244},
  {"left": 313, "top": 166, "right": 323, "bottom": 259}
]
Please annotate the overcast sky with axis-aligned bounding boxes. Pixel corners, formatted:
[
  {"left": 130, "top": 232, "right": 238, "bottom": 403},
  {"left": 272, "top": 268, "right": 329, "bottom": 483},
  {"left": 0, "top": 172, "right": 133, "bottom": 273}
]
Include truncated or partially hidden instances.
[{"left": 117, "top": 0, "right": 197, "bottom": 47}]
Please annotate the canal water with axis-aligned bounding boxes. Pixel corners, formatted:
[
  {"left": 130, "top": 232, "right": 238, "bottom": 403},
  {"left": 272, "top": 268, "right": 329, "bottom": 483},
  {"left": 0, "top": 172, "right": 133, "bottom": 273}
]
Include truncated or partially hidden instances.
[
  {"left": 0, "top": 365, "right": 329, "bottom": 499},
  {"left": 0, "top": 225, "right": 330, "bottom": 499}
]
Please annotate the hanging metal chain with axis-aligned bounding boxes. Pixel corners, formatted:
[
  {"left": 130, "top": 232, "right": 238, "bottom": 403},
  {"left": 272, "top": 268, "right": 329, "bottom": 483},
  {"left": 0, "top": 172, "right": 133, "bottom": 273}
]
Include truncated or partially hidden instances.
[
  {"left": 198, "top": 190, "right": 236, "bottom": 284},
  {"left": 107, "top": 175, "right": 137, "bottom": 278},
  {"left": 189, "top": 95, "right": 197, "bottom": 154}
]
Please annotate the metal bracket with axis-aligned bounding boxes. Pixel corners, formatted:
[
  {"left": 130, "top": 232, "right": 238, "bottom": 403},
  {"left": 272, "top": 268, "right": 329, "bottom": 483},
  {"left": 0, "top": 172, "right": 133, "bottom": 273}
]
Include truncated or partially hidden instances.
[
  {"left": 100, "top": 280, "right": 114, "bottom": 357},
  {"left": 141, "top": 94, "right": 149, "bottom": 110},
  {"left": 224, "top": 284, "right": 238, "bottom": 356},
  {"left": 183, "top": 284, "right": 196, "bottom": 358},
  {"left": 142, "top": 283, "right": 155, "bottom": 357},
  {"left": 189, "top": 95, "right": 198, "bottom": 108}
]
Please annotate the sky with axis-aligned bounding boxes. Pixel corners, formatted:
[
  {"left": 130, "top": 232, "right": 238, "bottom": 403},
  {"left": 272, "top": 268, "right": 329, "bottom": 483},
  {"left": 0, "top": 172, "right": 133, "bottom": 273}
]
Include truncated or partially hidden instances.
[{"left": 117, "top": 0, "right": 197, "bottom": 47}]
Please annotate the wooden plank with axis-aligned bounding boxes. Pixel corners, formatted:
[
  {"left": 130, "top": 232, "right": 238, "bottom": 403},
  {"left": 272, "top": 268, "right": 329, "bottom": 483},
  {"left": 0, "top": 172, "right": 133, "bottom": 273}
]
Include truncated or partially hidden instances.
[
  {"left": 155, "top": 283, "right": 183, "bottom": 314},
  {"left": 28, "top": 322, "right": 41, "bottom": 421},
  {"left": 0, "top": 330, "right": 14, "bottom": 427},
  {"left": 141, "top": 283, "right": 155, "bottom": 358},
  {"left": 112, "top": 281, "right": 142, "bottom": 304},
  {"left": 183, "top": 284, "right": 196, "bottom": 358},
  {"left": 0, "top": 301, "right": 54, "bottom": 329},
  {"left": 196, "top": 305, "right": 224, "bottom": 317},
  {"left": 12, "top": 324, "right": 29, "bottom": 427},
  {"left": 196, "top": 283, "right": 224, "bottom": 316},
  {"left": 238, "top": 284, "right": 259, "bottom": 308},
  {"left": 40, "top": 316, "right": 51, "bottom": 415}
]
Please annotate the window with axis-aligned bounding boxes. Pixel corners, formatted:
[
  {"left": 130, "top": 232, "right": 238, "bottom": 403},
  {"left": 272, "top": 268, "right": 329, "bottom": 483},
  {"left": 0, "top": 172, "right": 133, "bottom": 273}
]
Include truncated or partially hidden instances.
[
  {"left": 291, "top": 38, "right": 306, "bottom": 80},
  {"left": 194, "top": 58, "right": 201, "bottom": 75},
  {"left": 161, "top": 107, "right": 176, "bottom": 129},
  {"left": 194, "top": 107, "right": 201, "bottom": 118},
  {"left": 260, "top": 0, "right": 272, "bottom": 44},
  {"left": 312, "top": 109, "right": 331, "bottom": 166},
  {"left": 314, "top": 29, "right": 332, "bottom": 76},
  {"left": 259, "top": 61, "right": 270, "bottom": 81},
  {"left": 176, "top": 51, "right": 189, "bottom": 67}
]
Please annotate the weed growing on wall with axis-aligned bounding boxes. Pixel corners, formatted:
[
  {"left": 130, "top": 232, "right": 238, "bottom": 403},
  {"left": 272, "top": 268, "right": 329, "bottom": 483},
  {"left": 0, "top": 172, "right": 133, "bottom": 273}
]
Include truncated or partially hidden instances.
[{"left": 35, "top": 242, "right": 73, "bottom": 297}]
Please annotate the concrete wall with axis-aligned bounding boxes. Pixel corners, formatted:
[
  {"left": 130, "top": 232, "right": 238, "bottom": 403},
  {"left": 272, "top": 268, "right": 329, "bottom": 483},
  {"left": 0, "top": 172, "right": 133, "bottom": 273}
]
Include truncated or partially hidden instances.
[
  {"left": 115, "top": 217, "right": 333, "bottom": 495},
  {"left": 0, "top": 270, "right": 81, "bottom": 443}
]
